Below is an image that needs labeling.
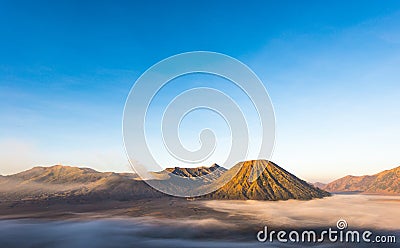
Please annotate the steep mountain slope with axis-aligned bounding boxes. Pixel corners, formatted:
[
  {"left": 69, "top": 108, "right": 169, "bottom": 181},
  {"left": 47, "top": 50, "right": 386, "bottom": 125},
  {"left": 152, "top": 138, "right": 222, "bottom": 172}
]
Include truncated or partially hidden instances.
[
  {"left": 324, "top": 166, "right": 400, "bottom": 194},
  {"left": 204, "top": 160, "right": 330, "bottom": 200}
]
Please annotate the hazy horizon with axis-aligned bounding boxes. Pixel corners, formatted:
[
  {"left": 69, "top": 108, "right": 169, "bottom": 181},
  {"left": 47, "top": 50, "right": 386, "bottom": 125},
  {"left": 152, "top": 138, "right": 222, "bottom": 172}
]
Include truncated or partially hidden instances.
[
  {"left": 1, "top": 1, "right": 400, "bottom": 183},
  {"left": 1, "top": 161, "right": 398, "bottom": 185}
]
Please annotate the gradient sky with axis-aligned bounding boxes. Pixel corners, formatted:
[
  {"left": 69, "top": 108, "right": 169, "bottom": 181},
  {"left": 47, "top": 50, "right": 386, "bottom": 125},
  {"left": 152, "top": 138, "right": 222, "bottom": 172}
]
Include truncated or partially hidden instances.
[{"left": 1, "top": 0, "right": 399, "bottom": 182}]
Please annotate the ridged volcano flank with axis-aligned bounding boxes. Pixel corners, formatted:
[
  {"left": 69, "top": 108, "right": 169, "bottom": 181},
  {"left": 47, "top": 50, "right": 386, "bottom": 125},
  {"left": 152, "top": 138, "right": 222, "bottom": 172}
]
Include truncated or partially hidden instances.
[{"left": 205, "top": 160, "right": 330, "bottom": 200}]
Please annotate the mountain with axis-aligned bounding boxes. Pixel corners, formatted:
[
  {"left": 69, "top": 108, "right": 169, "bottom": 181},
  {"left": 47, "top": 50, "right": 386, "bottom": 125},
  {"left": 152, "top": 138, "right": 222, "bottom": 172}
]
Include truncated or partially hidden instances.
[
  {"left": 0, "top": 164, "right": 226, "bottom": 202},
  {"left": 323, "top": 166, "right": 400, "bottom": 194},
  {"left": 0, "top": 161, "right": 330, "bottom": 202},
  {"left": 203, "top": 160, "right": 330, "bottom": 200},
  {"left": 312, "top": 182, "right": 327, "bottom": 189},
  {"left": 165, "top": 163, "right": 226, "bottom": 180},
  {"left": 0, "top": 165, "right": 163, "bottom": 202}
]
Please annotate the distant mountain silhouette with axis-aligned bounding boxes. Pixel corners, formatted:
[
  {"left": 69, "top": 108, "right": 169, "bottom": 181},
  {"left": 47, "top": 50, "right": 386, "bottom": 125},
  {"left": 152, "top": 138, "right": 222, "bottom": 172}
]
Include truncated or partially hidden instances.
[
  {"left": 324, "top": 166, "right": 400, "bottom": 194},
  {"left": 0, "top": 161, "right": 331, "bottom": 202},
  {"left": 312, "top": 182, "right": 327, "bottom": 189},
  {"left": 203, "top": 160, "right": 330, "bottom": 200}
]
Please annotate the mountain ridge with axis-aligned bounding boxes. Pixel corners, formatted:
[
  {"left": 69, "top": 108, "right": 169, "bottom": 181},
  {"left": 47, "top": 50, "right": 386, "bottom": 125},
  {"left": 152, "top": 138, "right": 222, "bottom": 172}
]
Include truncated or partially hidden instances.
[
  {"left": 323, "top": 166, "right": 400, "bottom": 194},
  {"left": 0, "top": 160, "right": 331, "bottom": 201},
  {"left": 164, "top": 163, "right": 226, "bottom": 180}
]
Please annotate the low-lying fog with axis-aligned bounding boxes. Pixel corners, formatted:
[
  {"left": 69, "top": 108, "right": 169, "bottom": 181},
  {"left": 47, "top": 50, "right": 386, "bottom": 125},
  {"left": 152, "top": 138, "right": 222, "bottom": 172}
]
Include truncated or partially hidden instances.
[
  {"left": 203, "top": 194, "right": 400, "bottom": 230},
  {"left": 0, "top": 195, "right": 398, "bottom": 248}
]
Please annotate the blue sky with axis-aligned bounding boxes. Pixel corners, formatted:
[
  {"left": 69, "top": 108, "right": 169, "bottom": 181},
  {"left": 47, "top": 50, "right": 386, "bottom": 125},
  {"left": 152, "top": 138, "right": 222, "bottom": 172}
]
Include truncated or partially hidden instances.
[{"left": 1, "top": 1, "right": 399, "bottom": 182}]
